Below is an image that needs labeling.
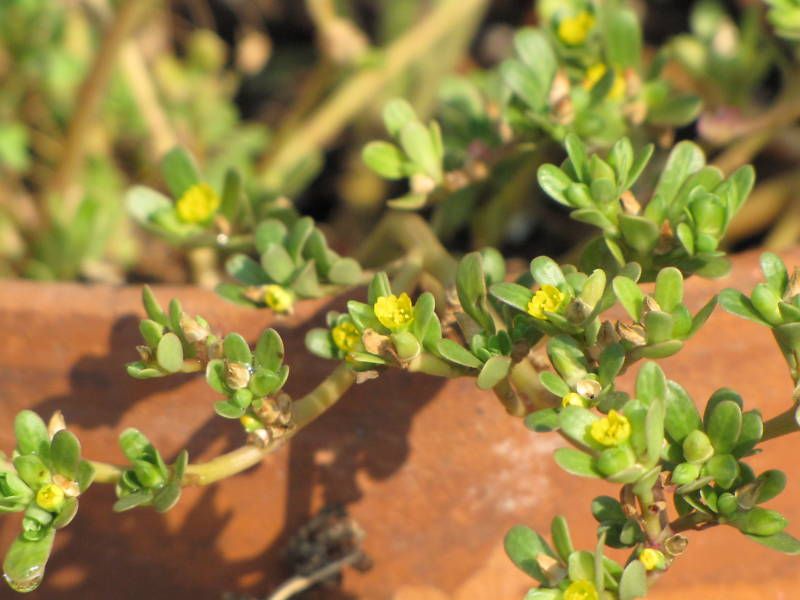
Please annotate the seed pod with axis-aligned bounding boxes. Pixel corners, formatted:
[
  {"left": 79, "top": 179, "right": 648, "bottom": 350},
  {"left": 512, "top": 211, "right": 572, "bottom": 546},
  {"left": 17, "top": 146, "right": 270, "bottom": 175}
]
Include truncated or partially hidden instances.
[{"left": 225, "top": 362, "right": 251, "bottom": 389}]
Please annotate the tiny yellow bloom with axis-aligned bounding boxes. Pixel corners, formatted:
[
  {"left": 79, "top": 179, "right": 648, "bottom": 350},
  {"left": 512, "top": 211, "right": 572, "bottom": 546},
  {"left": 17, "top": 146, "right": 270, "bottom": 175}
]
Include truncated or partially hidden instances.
[
  {"left": 175, "top": 183, "right": 221, "bottom": 224},
  {"left": 639, "top": 548, "right": 665, "bottom": 571},
  {"left": 562, "top": 392, "right": 586, "bottom": 408},
  {"left": 36, "top": 483, "right": 65, "bottom": 512},
  {"left": 264, "top": 285, "right": 294, "bottom": 313},
  {"left": 332, "top": 321, "right": 361, "bottom": 353},
  {"left": 583, "top": 64, "right": 626, "bottom": 101},
  {"left": 527, "top": 284, "right": 567, "bottom": 320},
  {"left": 564, "top": 579, "right": 599, "bottom": 600},
  {"left": 239, "top": 415, "right": 262, "bottom": 432},
  {"left": 590, "top": 410, "right": 632, "bottom": 447},
  {"left": 374, "top": 293, "right": 415, "bottom": 331},
  {"left": 557, "top": 11, "right": 595, "bottom": 46}
]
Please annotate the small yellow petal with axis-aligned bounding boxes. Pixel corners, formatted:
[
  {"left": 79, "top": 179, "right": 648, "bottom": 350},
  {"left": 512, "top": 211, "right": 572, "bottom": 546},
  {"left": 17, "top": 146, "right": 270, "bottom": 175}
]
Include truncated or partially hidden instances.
[
  {"left": 562, "top": 392, "right": 586, "bottom": 408},
  {"left": 374, "top": 293, "right": 415, "bottom": 331},
  {"left": 36, "top": 483, "right": 65, "bottom": 512},
  {"left": 175, "top": 183, "right": 221, "bottom": 224},
  {"left": 332, "top": 321, "right": 361, "bottom": 352},
  {"left": 263, "top": 285, "right": 294, "bottom": 313},
  {"left": 557, "top": 11, "right": 596, "bottom": 46},
  {"left": 590, "top": 410, "right": 632, "bottom": 447},
  {"left": 527, "top": 285, "right": 567, "bottom": 320},
  {"left": 640, "top": 548, "right": 665, "bottom": 571},
  {"left": 564, "top": 579, "right": 599, "bottom": 600}
]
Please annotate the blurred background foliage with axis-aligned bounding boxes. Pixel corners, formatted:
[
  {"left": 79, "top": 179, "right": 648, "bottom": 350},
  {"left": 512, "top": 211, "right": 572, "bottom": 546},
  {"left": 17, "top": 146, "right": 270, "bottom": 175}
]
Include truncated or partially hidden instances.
[{"left": 0, "top": 0, "right": 798, "bottom": 284}]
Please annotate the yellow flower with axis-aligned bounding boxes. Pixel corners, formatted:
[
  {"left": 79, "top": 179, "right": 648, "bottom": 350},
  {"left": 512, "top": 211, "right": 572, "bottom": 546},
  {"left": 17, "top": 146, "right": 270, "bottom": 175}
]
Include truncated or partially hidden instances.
[
  {"left": 264, "top": 285, "right": 294, "bottom": 313},
  {"left": 640, "top": 548, "right": 665, "bottom": 571},
  {"left": 239, "top": 415, "right": 262, "bottom": 432},
  {"left": 374, "top": 293, "right": 415, "bottom": 331},
  {"left": 557, "top": 11, "right": 595, "bottom": 46},
  {"left": 564, "top": 579, "right": 599, "bottom": 600},
  {"left": 36, "top": 483, "right": 65, "bottom": 512},
  {"left": 583, "top": 64, "right": 627, "bottom": 101},
  {"left": 590, "top": 410, "right": 632, "bottom": 447},
  {"left": 562, "top": 392, "right": 586, "bottom": 408},
  {"left": 175, "top": 183, "right": 221, "bottom": 224},
  {"left": 332, "top": 321, "right": 361, "bottom": 352},
  {"left": 527, "top": 285, "right": 567, "bottom": 320}
]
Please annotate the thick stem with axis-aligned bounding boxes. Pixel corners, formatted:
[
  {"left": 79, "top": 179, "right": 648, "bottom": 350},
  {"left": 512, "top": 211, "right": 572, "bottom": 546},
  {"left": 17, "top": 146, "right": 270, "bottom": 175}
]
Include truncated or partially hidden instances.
[
  {"left": 761, "top": 405, "right": 800, "bottom": 443},
  {"left": 88, "top": 364, "right": 356, "bottom": 486},
  {"left": 257, "top": 0, "right": 489, "bottom": 188},
  {"left": 406, "top": 352, "right": 469, "bottom": 379}
]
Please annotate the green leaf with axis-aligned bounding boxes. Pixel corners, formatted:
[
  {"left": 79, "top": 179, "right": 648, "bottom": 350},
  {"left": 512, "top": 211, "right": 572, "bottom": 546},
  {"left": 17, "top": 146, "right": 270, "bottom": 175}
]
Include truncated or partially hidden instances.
[
  {"left": 647, "top": 141, "right": 705, "bottom": 219},
  {"left": 548, "top": 336, "right": 589, "bottom": 386},
  {"left": 113, "top": 489, "right": 154, "bottom": 512},
  {"left": 126, "top": 186, "right": 173, "bottom": 227},
  {"left": 530, "top": 256, "right": 566, "bottom": 289},
  {"left": 643, "top": 310, "right": 673, "bottom": 345},
  {"left": 567, "top": 550, "right": 595, "bottom": 582},
  {"left": 635, "top": 362, "right": 666, "bottom": 406},
  {"left": 223, "top": 333, "right": 251, "bottom": 364},
  {"left": 14, "top": 411, "right": 49, "bottom": 457},
  {"left": 399, "top": 121, "right": 442, "bottom": 181},
  {"left": 746, "top": 531, "right": 800, "bottom": 555},
  {"left": 619, "top": 560, "right": 647, "bottom": 600},
  {"left": 76, "top": 461, "right": 94, "bottom": 493},
  {"left": 612, "top": 276, "right": 644, "bottom": 321},
  {"left": 550, "top": 516, "right": 574, "bottom": 563},
  {"left": 524, "top": 408, "right": 560, "bottom": 432},
  {"left": 161, "top": 147, "right": 201, "bottom": 199},
  {"left": 654, "top": 268, "right": 683, "bottom": 312},
  {"left": 254, "top": 219, "right": 288, "bottom": 254},
  {"left": 2, "top": 529, "right": 55, "bottom": 593},
  {"left": 261, "top": 244, "right": 295, "bottom": 284},
  {"left": 362, "top": 141, "right": 406, "bottom": 179},
  {"left": 435, "top": 339, "right": 482, "bottom": 369},
  {"left": 514, "top": 28, "right": 556, "bottom": 86},
  {"left": 729, "top": 508, "right": 788, "bottom": 536},
  {"left": 559, "top": 406, "right": 601, "bottom": 450},
  {"left": 554, "top": 448, "right": 601, "bottom": 478},
  {"left": 501, "top": 59, "right": 546, "bottom": 111},
  {"left": 539, "top": 371, "right": 570, "bottom": 397},
  {"left": 255, "top": 329, "right": 283, "bottom": 371},
  {"left": 457, "top": 252, "right": 494, "bottom": 332},
  {"left": 12, "top": 455, "right": 51, "bottom": 490},
  {"left": 219, "top": 169, "right": 243, "bottom": 221},
  {"left": 367, "top": 272, "right": 393, "bottom": 305},
  {"left": 664, "top": 381, "right": 701, "bottom": 443},
  {"left": 689, "top": 295, "right": 718, "bottom": 337},
  {"left": 214, "top": 400, "right": 246, "bottom": 419},
  {"left": 706, "top": 400, "right": 743, "bottom": 454},
  {"left": 152, "top": 480, "right": 182, "bottom": 513},
  {"left": 51, "top": 497, "right": 78, "bottom": 529},
  {"left": 598, "top": 343, "right": 625, "bottom": 387},
  {"left": 226, "top": 254, "right": 269, "bottom": 286},
  {"left": 565, "top": 134, "right": 590, "bottom": 182},
  {"left": 50, "top": 430, "right": 80, "bottom": 480},
  {"left": 604, "top": 8, "right": 642, "bottom": 70},
  {"left": 156, "top": 333, "right": 184, "bottom": 374},
  {"left": 537, "top": 164, "right": 574, "bottom": 207},
  {"left": 119, "top": 428, "right": 152, "bottom": 462},
  {"left": 704, "top": 454, "right": 740, "bottom": 489},
  {"left": 477, "top": 356, "right": 512, "bottom": 390},
  {"left": 760, "top": 253, "right": 788, "bottom": 295},
  {"left": 387, "top": 193, "right": 427, "bottom": 210},
  {"left": 591, "top": 496, "right": 626, "bottom": 523},
  {"left": 490, "top": 282, "right": 532, "bottom": 312},
  {"left": 504, "top": 525, "right": 554, "bottom": 583},
  {"left": 327, "top": 258, "right": 363, "bottom": 285},
  {"left": 619, "top": 215, "right": 659, "bottom": 253},
  {"left": 142, "top": 286, "right": 169, "bottom": 327},
  {"left": 382, "top": 99, "right": 416, "bottom": 137}
]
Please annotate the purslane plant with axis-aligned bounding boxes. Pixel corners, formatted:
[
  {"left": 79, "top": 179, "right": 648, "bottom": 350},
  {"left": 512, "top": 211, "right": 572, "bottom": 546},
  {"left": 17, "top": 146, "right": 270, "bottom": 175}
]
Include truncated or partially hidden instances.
[{"left": 5, "top": 2, "right": 800, "bottom": 598}]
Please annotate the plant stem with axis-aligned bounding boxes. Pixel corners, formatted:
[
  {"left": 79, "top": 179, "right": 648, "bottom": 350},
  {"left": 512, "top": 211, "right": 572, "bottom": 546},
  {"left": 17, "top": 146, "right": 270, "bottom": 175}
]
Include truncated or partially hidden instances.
[
  {"left": 257, "top": 0, "right": 489, "bottom": 189},
  {"left": 266, "top": 550, "right": 365, "bottom": 600},
  {"left": 406, "top": 352, "right": 469, "bottom": 379},
  {"left": 44, "top": 0, "right": 149, "bottom": 215},
  {"left": 356, "top": 212, "right": 458, "bottom": 288},
  {"left": 89, "top": 364, "right": 356, "bottom": 486},
  {"left": 761, "top": 405, "right": 800, "bottom": 443}
]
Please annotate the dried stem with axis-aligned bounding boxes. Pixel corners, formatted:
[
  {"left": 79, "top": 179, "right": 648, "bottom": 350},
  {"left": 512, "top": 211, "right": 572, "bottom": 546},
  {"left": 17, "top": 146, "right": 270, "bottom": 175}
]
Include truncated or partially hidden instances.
[
  {"left": 266, "top": 550, "right": 365, "bottom": 600},
  {"left": 44, "top": 0, "right": 150, "bottom": 214}
]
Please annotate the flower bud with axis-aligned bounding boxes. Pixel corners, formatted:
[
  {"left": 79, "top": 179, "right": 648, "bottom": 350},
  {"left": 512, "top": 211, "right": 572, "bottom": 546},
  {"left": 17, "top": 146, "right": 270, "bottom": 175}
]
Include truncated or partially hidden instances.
[
  {"left": 36, "top": 484, "right": 65, "bottom": 513},
  {"left": 181, "top": 313, "right": 210, "bottom": 343},
  {"left": 576, "top": 379, "right": 602, "bottom": 400},
  {"left": 225, "top": 362, "right": 251, "bottom": 390},
  {"left": 47, "top": 411, "right": 66, "bottom": 439},
  {"left": 616, "top": 322, "right": 647, "bottom": 346},
  {"left": 562, "top": 392, "right": 586, "bottom": 408},
  {"left": 682, "top": 430, "right": 714, "bottom": 464},
  {"left": 52, "top": 474, "right": 80, "bottom": 498},
  {"left": 639, "top": 548, "right": 666, "bottom": 571}
]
